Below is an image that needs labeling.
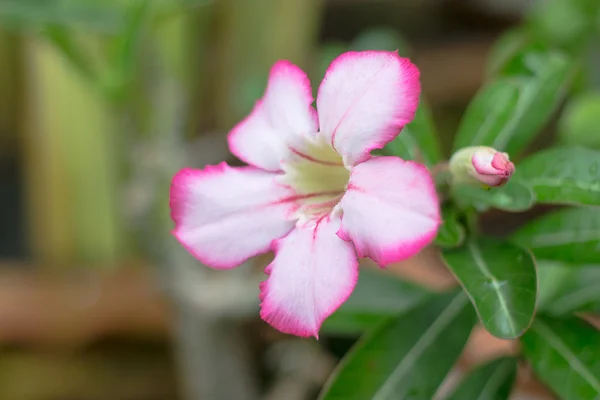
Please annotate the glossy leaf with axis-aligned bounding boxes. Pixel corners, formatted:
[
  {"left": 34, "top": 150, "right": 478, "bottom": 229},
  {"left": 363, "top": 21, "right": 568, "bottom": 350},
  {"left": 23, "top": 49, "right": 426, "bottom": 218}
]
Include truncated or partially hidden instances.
[
  {"left": 384, "top": 100, "right": 443, "bottom": 167},
  {"left": 541, "top": 266, "right": 600, "bottom": 316},
  {"left": 521, "top": 316, "right": 600, "bottom": 400},
  {"left": 512, "top": 207, "right": 600, "bottom": 264},
  {"left": 447, "top": 357, "right": 518, "bottom": 400},
  {"left": 442, "top": 238, "right": 537, "bottom": 339},
  {"left": 452, "top": 179, "right": 535, "bottom": 212},
  {"left": 435, "top": 205, "right": 466, "bottom": 249},
  {"left": 515, "top": 146, "right": 600, "bottom": 206},
  {"left": 319, "top": 292, "right": 476, "bottom": 400},
  {"left": 453, "top": 46, "right": 572, "bottom": 156},
  {"left": 323, "top": 268, "right": 431, "bottom": 335}
]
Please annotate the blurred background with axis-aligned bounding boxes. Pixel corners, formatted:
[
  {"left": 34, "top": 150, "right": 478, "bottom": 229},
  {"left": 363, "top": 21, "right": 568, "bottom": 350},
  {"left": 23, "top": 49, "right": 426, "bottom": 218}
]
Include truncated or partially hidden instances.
[{"left": 0, "top": 0, "right": 597, "bottom": 399}]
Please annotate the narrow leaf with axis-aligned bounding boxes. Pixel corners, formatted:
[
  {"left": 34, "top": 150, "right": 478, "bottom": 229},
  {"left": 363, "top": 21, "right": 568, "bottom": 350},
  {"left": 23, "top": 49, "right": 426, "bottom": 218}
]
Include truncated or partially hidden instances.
[
  {"left": 453, "top": 46, "right": 572, "bottom": 156},
  {"left": 442, "top": 238, "right": 538, "bottom": 339},
  {"left": 319, "top": 292, "right": 476, "bottom": 400},
  {"left": 512, "top": 207, "right": 600, "bottom": 264},
  {"left": 521, "top": 316, "right": 600, "bottom": 400},
  {"left": 323, "top": 268, "right": 431, "bottom": 335},
  {"left": 515, "top": 146, "right": 600, "bottom": 206},
  {"left": 447, "top": 357, "right": 518, "bottom": 400}
]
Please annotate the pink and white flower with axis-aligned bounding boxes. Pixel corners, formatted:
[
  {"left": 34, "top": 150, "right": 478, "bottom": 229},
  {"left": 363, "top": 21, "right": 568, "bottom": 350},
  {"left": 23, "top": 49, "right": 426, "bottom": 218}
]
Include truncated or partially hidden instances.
[{"left": 170, "top": 51, "right": 441, "bottom": 338}]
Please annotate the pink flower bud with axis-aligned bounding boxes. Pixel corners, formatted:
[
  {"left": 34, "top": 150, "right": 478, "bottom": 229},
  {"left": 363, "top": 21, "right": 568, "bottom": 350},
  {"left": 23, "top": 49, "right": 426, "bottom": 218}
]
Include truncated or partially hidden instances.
[{"left": 449, "top": 146, "right": 515, "bottom": 188}]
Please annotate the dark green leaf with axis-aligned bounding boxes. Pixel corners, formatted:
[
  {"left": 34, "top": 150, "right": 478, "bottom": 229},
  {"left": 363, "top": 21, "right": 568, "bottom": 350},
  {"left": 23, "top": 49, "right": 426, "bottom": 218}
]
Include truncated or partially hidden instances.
[
  {"left": 435, "top": 205, "right": 466, "bottom": 249},
  {"left": 383, "top": 100, "right": 443, "bottom": 167},
  {"left": 319, "top": 292, "right": 476, "bottom": 400},
  {"left": 452, "top": 179, "right": 535, "bottom": 212},
  {"left": 447, "top": 357, "right": 518, "bottom": 400},
  {"left": 515, "top": 146, "right": 600, "bottom": 206},
  {"left": 512, "top": 207, "right": 600, "bottom": 264},
  {"left": 521, "top": 315, "right": 600, "bottom": 400},
  {"left": 323, "top": 268, "right": 431, "bottom": 335},
  {"left": 442, "top": 238, "right": 537, "bottom": 339},
  {"left": 453, "top": 46, "right": 573, "bottom": 156}
]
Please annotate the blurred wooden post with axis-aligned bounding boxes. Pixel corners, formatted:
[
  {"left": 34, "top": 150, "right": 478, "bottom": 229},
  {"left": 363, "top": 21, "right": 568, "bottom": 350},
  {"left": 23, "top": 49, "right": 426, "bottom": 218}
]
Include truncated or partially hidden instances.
[{"left": 21, "top": 38, "right": 123, "bottom": 268}]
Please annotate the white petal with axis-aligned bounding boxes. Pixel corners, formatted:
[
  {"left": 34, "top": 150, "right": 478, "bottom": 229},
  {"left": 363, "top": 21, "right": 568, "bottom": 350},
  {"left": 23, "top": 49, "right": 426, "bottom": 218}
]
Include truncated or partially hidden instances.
[
  {"left": 338, "top": 157, "right": 440, "bottom": 266},
  {"left": 228, "top": 61, "right": 318, "bottom": 171},
  {"left": 170, "top": 164, "right": 296, "bottom": 268},
  {"left": 317, "top": 51, "right": 420, "bottom": 166},
  {"left": 260, "top": 216, "right": 358, "bottom": 337}
]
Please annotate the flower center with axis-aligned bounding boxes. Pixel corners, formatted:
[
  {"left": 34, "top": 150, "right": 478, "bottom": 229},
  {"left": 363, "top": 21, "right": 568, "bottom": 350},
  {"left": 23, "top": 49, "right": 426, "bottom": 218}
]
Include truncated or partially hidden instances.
[{"left": 278, "top": 135, "right": 350, "bottom": 222}]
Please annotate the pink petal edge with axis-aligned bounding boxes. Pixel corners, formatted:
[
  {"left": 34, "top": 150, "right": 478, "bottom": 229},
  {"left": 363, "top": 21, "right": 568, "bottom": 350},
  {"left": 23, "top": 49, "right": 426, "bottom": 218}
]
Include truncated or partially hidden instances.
[
  {"left": 227, "top": 60, "right": 318, "bottom": 172},
  {"left": 316, "top": 50, "right": 421, "bottom": 166},
  {"left": 337, "top": 157, "right": 441, "bottom": 267},
  {"left": 170, "top": 163, "right": 296, "bottom": 269}
]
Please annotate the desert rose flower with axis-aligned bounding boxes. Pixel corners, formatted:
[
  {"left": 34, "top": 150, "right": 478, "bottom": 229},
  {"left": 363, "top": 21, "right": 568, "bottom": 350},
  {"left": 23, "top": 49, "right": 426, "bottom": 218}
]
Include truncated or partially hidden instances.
[
  {"left": 449, "top": 146, "right": 515, "bottom": 188},
  {"left": 170, "top": 51, "right": 440, "bottom": 338}
]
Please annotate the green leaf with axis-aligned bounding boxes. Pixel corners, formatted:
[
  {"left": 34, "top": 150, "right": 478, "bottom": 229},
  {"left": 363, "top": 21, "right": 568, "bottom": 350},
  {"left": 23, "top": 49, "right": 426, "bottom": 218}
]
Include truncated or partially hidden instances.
[
  {"left": 542, "top": 266, "right": 600, "bottom": 316},
  {"left": 105, "top": 0, "right": 149, "bottom": 100},
  {"left": 442, "top": 238, "right": 538, "bottom": 339},
  {"left": 319, "top": 292, "right": 476, "bottom": 400},
  {"left": 453, "top": 46, "right": 573, "bottom": 156},
  {"left": 521, "top": 315, "right": 600, "bottom": 400},
  {"left": 435, "top": 205, "right": 466, "bottom": 249},
  {"left": 536, "top": 260, "right": 575, "bottom": 309},
  {"left": 452, "top": 179, "right": 535, "bottom": 212},
  {"left": 0, "top": 0, "right": 123, "bottom": 33},
  {"left": 383, "top": 100, "right": 443, "bottom": 167},
  {"left": 322, "top": 268, "right": 431, "bottom": 335},
  {"left": 512, "top": 207, "right": 600, "bottom": 264},
  {"left": 559, "top": 91, "right": 600, "bottom": 149},
  {"left": 527, "top": 0, "right": 600, "bottom": 53},
  {"left": 446, "top": 357, "right": 518, "bottom": 400},
  {"left": 486, "top": 27, "right": 530, "bottom": 78},
  {"left": 515, "top": 146, "right": 600, "bottom": 206}
]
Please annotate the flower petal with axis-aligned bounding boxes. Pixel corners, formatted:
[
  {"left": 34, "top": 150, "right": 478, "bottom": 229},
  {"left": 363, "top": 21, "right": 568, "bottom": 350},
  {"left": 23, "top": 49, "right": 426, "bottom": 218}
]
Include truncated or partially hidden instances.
[
  {"left": 317, "top": 51, "right": 420, "bottom": 166},
  {"left": 228, "top": 60, "right": 318, "bottom": 171},
  {"left": 170, "top": 163, "right": 296, "bottom": 269},
  {"left": 338, "top": 157, "right": 440, "bottom": 267},
  {"left": 260, "top": 216, "right": 358, "bottom": 338}
]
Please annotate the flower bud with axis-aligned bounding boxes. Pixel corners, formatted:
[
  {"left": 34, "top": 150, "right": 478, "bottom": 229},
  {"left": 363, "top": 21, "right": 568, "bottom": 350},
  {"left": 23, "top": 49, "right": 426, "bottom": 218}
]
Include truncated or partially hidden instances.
[{"left": 449, "top": 146, "right": 515, "bottom": 188}]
